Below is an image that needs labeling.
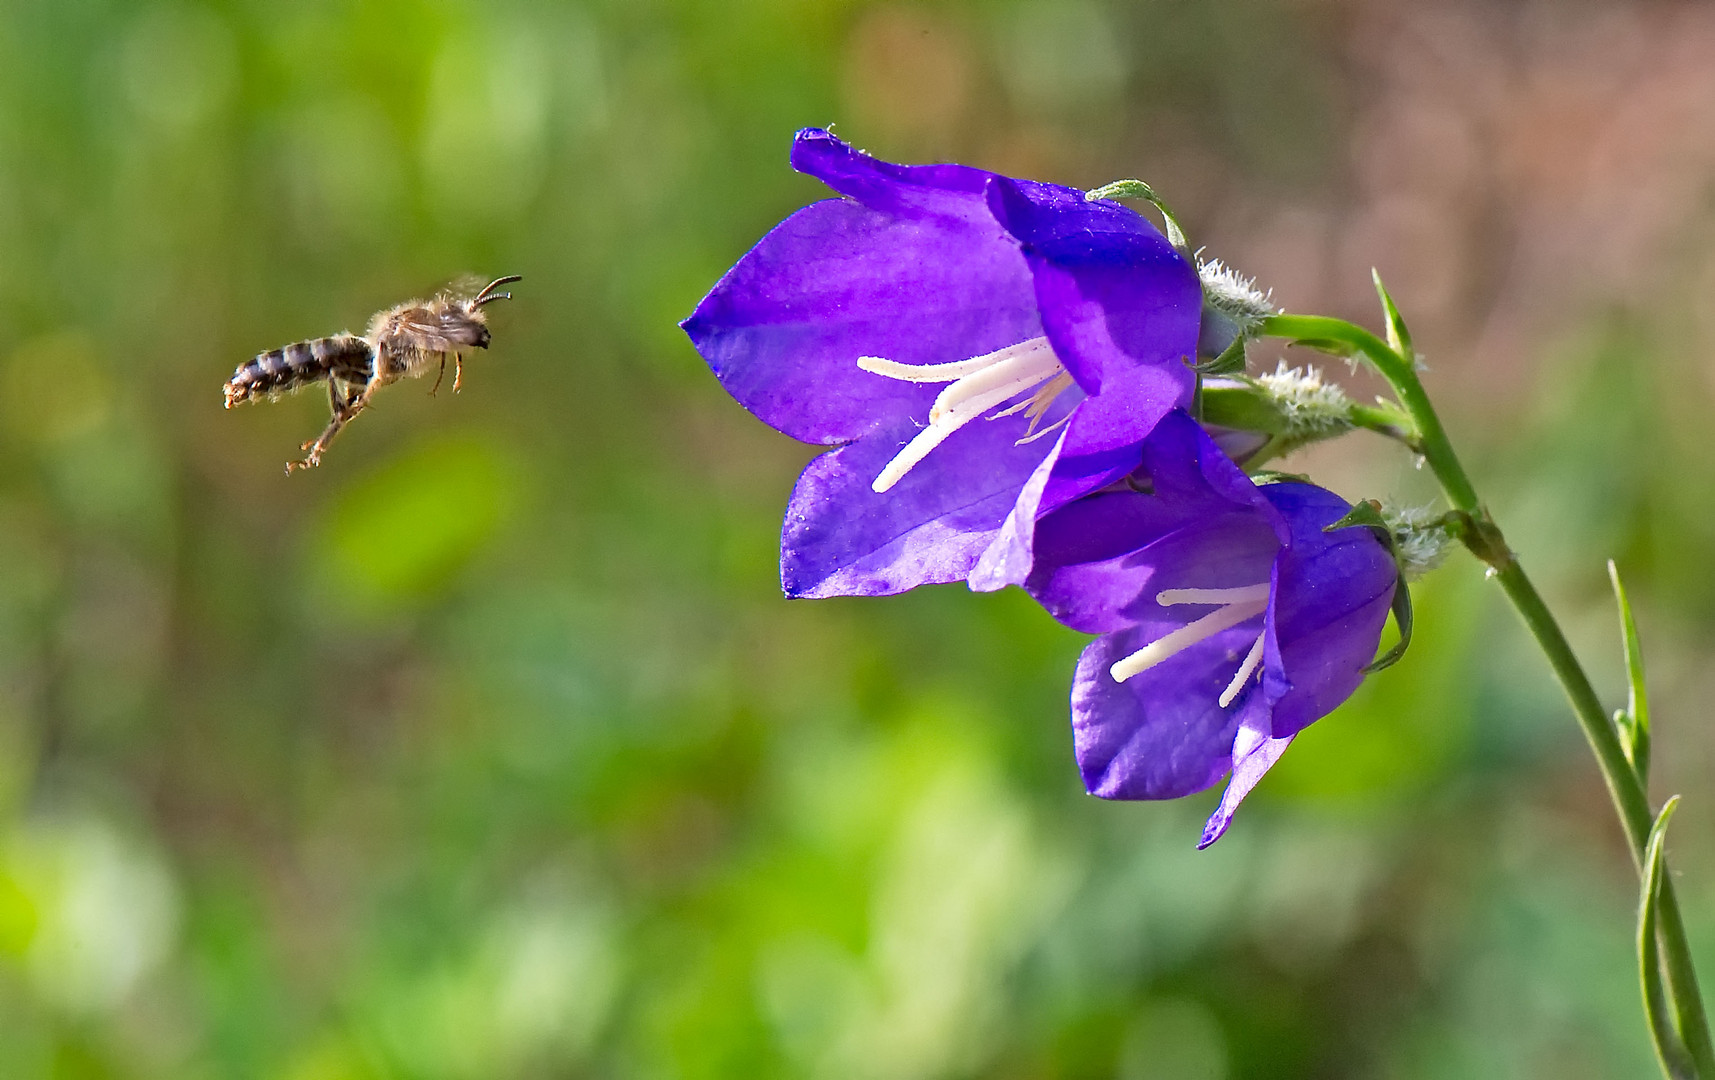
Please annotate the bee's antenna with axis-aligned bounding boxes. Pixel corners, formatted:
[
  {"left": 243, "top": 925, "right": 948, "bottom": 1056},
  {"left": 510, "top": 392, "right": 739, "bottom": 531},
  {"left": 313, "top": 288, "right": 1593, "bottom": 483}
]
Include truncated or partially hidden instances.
[{"left": 474, "top": 275, "right": 522, "bottom": 305}]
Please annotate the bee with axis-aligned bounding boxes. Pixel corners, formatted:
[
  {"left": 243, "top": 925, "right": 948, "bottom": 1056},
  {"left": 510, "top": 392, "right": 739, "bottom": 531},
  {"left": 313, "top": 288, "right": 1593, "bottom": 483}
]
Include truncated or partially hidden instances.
[{"left": 223, "top": 275, "right": 521, "bottom": 472}]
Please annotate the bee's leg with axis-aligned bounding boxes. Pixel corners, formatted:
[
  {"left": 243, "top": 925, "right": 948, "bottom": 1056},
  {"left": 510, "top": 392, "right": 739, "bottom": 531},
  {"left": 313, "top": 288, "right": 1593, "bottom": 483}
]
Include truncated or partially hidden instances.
[
  {"left": 453, "top": 352, "right": 463, "bottom": 393},
  {"left": 288, "top": 381, "right": 365, "bottom": 474},
  {"left": 289, "top": 417, "right": 342, "bottom": 473},
  {"left": 347, "top": 379, "right": 377, "bottom": 415},
  {"left": 429, "top": 354, "right": 446, "bottom": 397}
]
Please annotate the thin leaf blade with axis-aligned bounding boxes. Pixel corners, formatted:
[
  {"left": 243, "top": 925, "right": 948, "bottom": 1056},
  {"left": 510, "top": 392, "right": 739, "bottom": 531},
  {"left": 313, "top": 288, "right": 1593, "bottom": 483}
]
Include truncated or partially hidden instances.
[
  {"left": 1371, "top": 269, "right": 1414, "bottom": 359},
  {"left": 1641, "top": 797, "right": 1695, "bottom": 1079},
  {"left": 1609, "top": 559, "right": 1652, "bottom": 780}
]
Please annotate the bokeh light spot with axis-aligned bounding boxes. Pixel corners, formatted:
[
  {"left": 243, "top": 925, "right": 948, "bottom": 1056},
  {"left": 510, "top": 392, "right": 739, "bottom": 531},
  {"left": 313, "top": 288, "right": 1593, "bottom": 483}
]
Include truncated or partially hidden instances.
[{"left": 307, "top": 434, "right": 521, "bottom": 617}]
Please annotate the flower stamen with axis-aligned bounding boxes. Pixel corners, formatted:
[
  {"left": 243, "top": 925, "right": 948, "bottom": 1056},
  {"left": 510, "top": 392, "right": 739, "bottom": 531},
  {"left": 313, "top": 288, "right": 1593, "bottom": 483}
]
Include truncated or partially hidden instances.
[
  {"left": 1156, "top": 585, "right": 1272, "bottom": 607},
  {"left": 1110, "top": 582, "right": 1272, "bottom": 684},
  {"left": 993, "top": 369, "right": 1077, "bottom": 445},
  {"left": 1014, "top": 412, "right": 1073, "bottom": 446},
  {"left": 1218, "top": 632, "right": 1267, "bottom": 707},
  {"left": 858, "top": 337, "right": 1072, "bottom": 492}
]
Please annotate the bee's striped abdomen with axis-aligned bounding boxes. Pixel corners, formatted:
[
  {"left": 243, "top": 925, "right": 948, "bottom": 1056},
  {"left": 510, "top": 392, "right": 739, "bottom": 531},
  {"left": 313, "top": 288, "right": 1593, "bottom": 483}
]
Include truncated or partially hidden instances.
[{"left": 223, "top": 334, "right": 371, "bottom": 407}]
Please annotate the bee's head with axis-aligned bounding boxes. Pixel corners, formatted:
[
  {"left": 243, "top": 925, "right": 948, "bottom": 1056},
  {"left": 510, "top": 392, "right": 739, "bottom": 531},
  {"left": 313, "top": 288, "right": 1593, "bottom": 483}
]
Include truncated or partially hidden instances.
[{"left": 453, "top": 275, "right": 517, "bottom": 348}]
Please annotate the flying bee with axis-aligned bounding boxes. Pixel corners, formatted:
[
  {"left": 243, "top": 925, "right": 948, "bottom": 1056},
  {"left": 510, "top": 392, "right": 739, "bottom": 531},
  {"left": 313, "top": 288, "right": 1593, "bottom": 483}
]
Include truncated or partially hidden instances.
[{"left": 223, "top": 275, "right": 521, "bottom": 472}]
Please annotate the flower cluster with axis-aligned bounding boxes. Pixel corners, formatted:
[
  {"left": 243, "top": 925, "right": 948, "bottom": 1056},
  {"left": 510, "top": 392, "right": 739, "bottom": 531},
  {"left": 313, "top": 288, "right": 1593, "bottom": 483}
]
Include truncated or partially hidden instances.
[{"left": 684, "top": 132, "right": 1401, "bottom": 845}]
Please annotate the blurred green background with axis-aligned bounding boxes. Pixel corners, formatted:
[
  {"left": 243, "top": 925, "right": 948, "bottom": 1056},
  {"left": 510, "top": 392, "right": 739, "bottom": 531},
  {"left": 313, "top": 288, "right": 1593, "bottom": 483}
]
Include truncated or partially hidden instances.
[{"left": 4, "top": 0, "right": 1715, "bottom": 1076}]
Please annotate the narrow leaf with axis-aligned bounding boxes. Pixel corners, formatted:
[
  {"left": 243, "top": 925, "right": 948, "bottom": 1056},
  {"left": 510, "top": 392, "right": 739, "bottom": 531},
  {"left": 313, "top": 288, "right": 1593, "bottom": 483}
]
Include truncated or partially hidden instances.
[
  {"left": 1640, "top": 796, "right": 1694, "bottom": 1080},
  {"left": 1085, "top": 179, "right": 1189, "bottom": 255},
  {"left": 1616, "top": 707, "right": 1639, "bottom": 768},
  {"left": 1609, "top": 559, "right": 1652, "bottom": 780},
  {"left": 1371, "top": 269, "right": 1414, "bottom": 358}
]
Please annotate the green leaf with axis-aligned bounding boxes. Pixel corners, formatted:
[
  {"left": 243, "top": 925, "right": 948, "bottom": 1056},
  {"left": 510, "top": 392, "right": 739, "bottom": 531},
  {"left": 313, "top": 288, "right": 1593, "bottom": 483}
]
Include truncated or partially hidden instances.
[
  {"left": 1085, "top": 179, "right": 1189, "bottom": 255},
  {"left": 1609, "top": 560, "right": 1652, "bottom": 781},
  {"left": 1189, "top": 333, "right": 1248, "bottom": 376},
  {"left": 1370, "top": 269, "right": 1414, "bottom": 358},
  {"left": 1365, "top": 581, "right": 1414, "bottom": 674},
  {"left": 1640, "top": 797, "right": 1695, "bottom": 1080}
]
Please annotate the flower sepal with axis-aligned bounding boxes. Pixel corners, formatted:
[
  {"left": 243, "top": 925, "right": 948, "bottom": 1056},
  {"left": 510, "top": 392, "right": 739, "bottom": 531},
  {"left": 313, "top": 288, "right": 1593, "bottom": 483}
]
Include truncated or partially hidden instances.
[
  {"left": 1323, "top": 499, "right": 1416, "bottom": 673},
  {"left": 1198, "top": 379, "right": 1293, "bottom": 435},
  {"left": 1323, "top": 496, "right": 1391, "bottom": 538},
  {"left": 1084, "top": 178, "right": 1189, "bottom": 254},
  {"left": 1196, "top": 367, "right": 1372, "bottom": 471},
  {"left": 1189, "top": 332, "right": 1248, "bottom": 376},
  {"left": 1248, "top": 469, "right": 1313, "bottom": 486}
]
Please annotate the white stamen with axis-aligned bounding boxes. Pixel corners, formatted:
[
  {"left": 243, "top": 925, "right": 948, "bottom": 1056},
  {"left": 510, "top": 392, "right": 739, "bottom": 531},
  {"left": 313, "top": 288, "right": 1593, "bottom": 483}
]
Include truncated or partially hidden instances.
[
  {"left": 1110, "top": 596, "right": 1268, "bottom": 682},
  {"left": 1015, "top": 412, "right": 1072, "bottom": 446},
  {"left": 857, "top": 337, "right": 1056, "bottom": 385},
  {"left": 987, "top": 398, "right": 1036, "bottom": 421},
  {"left": 1156, "top": 584, "right": 1273, "bottom": 607},
  {"left": 927, "top": 345, "right": 1059, "bottom": 424},
  {"left": 1218, "top": 632, "right": 1268, "bottom": 707},
  {"left": 861, "top": 336, "right": 1071, "bottom": 493},
  {"left": 989, "top": 370, "right": 1075, "bottom": 424}
]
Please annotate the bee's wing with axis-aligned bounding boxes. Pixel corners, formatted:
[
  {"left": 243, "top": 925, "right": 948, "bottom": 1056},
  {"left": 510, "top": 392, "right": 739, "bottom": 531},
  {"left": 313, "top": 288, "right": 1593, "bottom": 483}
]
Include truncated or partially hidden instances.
[
  {"left": 388, "top": 305, "right": 466, "bottom": 353},
  {"left": 389, "top": 302, "right": 493, "bottom": 352},
  {"left": 434, "top": 273, "right": 493, "bottom": 304}
]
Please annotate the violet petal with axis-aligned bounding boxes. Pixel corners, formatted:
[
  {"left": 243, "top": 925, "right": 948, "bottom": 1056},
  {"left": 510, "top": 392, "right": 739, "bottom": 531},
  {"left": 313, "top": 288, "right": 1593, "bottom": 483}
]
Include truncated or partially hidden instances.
[
  {"left": 987, "top": 176, "right": 1200, "bottom": 403},
  {"left": 1258, "top": 483, "right": 1398, "bottom": 737},
  {"left": 1198, "top": 709, "right": 1294, "bottom": 849},
  {"left": 683, "top": 194, "right": 1040, "bottom": 446},
  {"left": 1071, "top": 627, "right": 1269, "bottom": 800},
  {"left": 781, "top": 408, "right": 1065, "bottom": 598}
]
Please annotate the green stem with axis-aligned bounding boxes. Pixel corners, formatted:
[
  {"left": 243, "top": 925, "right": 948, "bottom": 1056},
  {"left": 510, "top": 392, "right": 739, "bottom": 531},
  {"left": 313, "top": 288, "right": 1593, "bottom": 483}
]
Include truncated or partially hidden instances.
[
  {"left": 1260, "top": 313, "right": 1715, "bottom": 1076},
  {"left": 1347, "top": 402, "right": 1415, "bottom": 447},
  {"left": 1495, "top": 561, "right": 1713, "bottom": 1074}
]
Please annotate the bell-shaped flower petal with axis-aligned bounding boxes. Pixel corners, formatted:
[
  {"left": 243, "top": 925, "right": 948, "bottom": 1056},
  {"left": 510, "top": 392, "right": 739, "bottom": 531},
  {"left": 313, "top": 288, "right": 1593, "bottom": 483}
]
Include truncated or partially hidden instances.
[
  {"left": 684, "top": 130, "right": 1202, "bottom": 599},
  {"left": 1025, "top": 411, "right": 1398, "bottom": 845}
]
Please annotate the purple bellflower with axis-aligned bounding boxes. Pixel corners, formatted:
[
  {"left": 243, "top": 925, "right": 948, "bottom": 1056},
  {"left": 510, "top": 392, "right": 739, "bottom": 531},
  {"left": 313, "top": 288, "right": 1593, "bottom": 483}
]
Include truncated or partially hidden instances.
[
  {"left": 683, "top": 130, "right": 1203, "bottom": 599},
  {"left": 1025, "top": 411, "right": 1399, "bottom": 847}
]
